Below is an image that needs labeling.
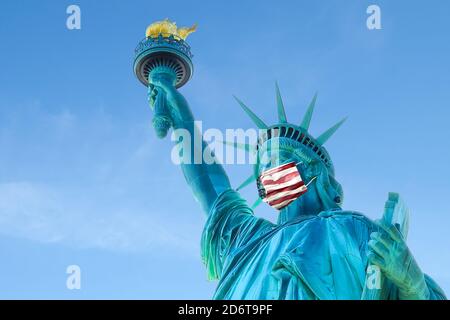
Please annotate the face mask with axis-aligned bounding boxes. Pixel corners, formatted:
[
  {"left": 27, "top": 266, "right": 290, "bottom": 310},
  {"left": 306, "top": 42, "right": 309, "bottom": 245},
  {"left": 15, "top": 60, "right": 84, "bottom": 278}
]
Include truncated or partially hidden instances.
[{"left": 257, "top": 161, "right": 315, "bottom": 210}]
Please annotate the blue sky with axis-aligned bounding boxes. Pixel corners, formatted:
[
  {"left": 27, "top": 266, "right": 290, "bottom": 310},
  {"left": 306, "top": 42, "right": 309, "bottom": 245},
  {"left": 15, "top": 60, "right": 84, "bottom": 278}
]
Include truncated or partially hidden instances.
[{"left": 0, "top": 0, "right": 449, "bottom": 298}]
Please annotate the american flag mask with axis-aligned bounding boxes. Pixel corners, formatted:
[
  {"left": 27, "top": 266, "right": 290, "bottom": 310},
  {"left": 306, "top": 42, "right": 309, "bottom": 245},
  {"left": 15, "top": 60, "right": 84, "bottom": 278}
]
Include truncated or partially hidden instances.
[{"left": 257, "top": 161, "right": 316, "bottom": 210}]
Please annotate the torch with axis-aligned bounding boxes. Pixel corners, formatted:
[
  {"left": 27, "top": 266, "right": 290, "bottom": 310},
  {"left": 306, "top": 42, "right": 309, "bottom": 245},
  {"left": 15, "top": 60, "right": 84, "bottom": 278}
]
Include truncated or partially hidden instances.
[{"left": 133, "top": 19, "right": 196, "bottom": 138}]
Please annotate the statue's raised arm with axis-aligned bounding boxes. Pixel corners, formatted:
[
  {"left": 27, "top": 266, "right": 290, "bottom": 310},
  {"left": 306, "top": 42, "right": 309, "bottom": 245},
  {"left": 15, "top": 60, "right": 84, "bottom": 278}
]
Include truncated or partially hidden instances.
[
  {"left": 134, "top": 19, "right": 232, "bottom": 214},
  {"left": 148, "top": 72, "right": 231, "bottom": 214}
]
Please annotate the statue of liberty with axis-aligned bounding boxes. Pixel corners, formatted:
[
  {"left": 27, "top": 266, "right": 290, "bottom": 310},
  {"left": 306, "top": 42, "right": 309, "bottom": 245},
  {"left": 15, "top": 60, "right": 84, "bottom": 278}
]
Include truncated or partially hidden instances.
[{"left": 137, "top": 20, "right": 446, "bottom": 300}]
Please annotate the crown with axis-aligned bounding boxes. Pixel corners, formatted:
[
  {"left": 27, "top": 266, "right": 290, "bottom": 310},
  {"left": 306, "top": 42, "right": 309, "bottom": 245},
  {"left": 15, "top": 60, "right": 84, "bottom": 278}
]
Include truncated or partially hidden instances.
[
  {"left": 145, "top": 19, "right": 197, "bottom": 40},
  {"left": 227, "top": 83, "right": 347, "bottom": 208}
]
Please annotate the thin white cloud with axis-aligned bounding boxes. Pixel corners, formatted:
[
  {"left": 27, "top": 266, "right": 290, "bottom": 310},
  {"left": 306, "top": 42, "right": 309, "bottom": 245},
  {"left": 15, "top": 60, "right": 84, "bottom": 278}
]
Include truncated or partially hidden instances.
[{"left": 0, "top": 182, "right": 199, "bottom": 256}]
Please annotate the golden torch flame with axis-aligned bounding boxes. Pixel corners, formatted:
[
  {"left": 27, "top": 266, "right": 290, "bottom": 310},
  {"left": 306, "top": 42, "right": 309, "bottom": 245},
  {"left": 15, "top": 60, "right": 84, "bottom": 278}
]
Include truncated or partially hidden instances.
[{"left": 145, "top": 19, "right": 197, "bottom": 40}]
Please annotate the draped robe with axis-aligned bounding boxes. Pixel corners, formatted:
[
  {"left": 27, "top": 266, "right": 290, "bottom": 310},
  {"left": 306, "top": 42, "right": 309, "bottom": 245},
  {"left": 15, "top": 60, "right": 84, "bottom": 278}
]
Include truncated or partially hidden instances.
[{"left": 201, "top": 190, "right": 446, "bottom": 300}]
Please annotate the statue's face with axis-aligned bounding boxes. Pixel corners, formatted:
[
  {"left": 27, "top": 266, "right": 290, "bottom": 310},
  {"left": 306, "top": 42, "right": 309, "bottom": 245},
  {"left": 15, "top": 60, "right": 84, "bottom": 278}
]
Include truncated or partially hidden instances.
[
  {"left": 257, "top": 138, "right": 343, "bottom": 215},
  {"left": 257, "top": 144, "right": 325, "bottom": 212}
]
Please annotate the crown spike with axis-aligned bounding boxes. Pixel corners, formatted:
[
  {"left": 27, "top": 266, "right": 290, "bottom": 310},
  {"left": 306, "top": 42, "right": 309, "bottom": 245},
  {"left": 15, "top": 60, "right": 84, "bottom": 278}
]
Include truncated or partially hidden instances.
[
  {"left": 236, "top": 173, "right": 257, "bottom": 191},
  {"left": 219, "top": 140, "right": 253, "bottom": 153},
  {"left": 275, "top": 82, "right": 287, "bottom": 123},
  {"left": 300, "top": 93, "right": 317, "bottom": 130},
  {"left": 233, "top": 95, "right": 268, "bottom": 129},
  {"left": 251, "top": 197, "right": 263, "bottom": 210},
  {"left": 316, "top": 117, "right": 347, "bottom": 145}
]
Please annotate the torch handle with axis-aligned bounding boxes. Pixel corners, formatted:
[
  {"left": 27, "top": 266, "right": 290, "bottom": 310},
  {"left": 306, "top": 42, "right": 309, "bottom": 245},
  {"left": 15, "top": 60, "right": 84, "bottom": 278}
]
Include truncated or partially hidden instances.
[{"left": 152, "top": 89, "right": 172, "bottom": 139}]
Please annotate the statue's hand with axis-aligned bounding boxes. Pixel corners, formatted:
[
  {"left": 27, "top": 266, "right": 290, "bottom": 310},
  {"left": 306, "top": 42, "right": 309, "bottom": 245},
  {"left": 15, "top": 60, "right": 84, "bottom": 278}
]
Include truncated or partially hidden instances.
[
  {"left": 148, "top": 73, "right": 193, "bottom": 131},
  {"left": 148, "top": 73, "right": 177, "bottom": 105},
  {"left": 368, "top": 221, "right": 430, "bottom": 299}
]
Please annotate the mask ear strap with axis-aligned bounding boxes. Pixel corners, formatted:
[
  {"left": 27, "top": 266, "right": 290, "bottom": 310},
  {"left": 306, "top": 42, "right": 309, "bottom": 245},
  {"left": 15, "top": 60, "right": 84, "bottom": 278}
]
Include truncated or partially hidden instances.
[{"left": 305, "top": 175, "right": 317, "bottom": 187}]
